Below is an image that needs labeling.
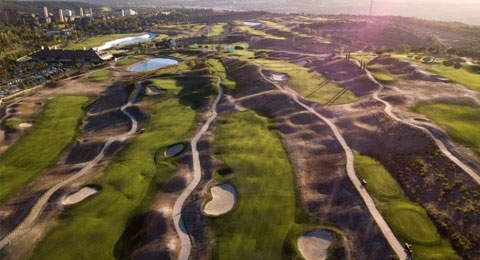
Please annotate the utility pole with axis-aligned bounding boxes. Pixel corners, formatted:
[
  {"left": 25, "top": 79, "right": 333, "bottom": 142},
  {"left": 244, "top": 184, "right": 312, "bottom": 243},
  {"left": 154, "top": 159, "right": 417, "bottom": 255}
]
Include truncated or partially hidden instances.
[{"left": 370, "top": 0, "right": 374, "bottom": 16}]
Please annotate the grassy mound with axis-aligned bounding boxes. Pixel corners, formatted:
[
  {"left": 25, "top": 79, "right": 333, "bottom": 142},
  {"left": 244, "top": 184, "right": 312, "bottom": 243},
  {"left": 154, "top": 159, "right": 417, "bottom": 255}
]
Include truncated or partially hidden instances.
[
  {"left": 0, "top": 96, "right": 89, "bottom": 203},
  {"left": 65, "top": 33, "right": 143, "bottom": 50},
  {"left": 413, "top": 102, "right": 480, "bottom": 155},
  {"left": 237, "top": 25, "right": 285, "bottom": 40},
  {"left": 115, "top": 55, "right": 146, "bottom": 67},
  {"left": 210, "top": 111, "right": 296, "bottom": 259},
  {"left": 32, "top": 87, "right": 197, "bottom": 259},
  {"left": 87, "top": 70, "right": 112, "bottom": 82},
  {"left": 354, "top": 152, "right": 459, "bottom": 260}
]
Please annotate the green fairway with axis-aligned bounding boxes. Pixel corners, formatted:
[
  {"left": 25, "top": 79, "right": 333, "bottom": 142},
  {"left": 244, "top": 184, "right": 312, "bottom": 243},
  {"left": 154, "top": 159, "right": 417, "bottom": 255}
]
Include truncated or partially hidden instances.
[
  {"left": 115, "top": 55, "right": 146, "bottom": 66},
  {"left": 413, "top": 102, "right": 480, "bottom": 155},
  {"left": 393, "top": 54, "right": 480, "bottom": 92},
  {"left": 253, "top": 59, "right": 358, "bottom": 105},
  {"left": 210, "top": 111, "right": 296, "bottom": 259},
  {"left": 237, "top": 25, "right": 285, "bottom": 40},
  {"left": 354, "top": 153, "right": 459, "bottom": 260},
  {"left": 208, "top": 23, "right": 227, "bottom": 36},
  {"left": 87, "top": 70, "right": 112, "bottom": 82},
  {"left": 207, "top": 58, "right": 236, "bottom": 92},
  {"left": 0, "top": 96, "right": 88, "bottom": 203},
  {"left": 32, "top": 82, "right": 198, "bottom": 259},
  {"left": 367, "top": 64, "right": 398, "bottom": 84},
  {"left": 65, "top": 33, "right": 143, "bottom": 50},
  {"left": 259, "top": 20, "right": 290, "bottom": 32}
]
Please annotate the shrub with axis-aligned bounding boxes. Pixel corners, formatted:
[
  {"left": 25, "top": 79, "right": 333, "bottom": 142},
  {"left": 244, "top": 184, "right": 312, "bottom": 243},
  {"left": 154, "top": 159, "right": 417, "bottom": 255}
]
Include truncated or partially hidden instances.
[
  {"left": 454, "top": 63, "right": 463, "bottom": 69},
  {"left": 415, "top": 56, "right": 422, "bottom": 60},
  {"left": 443, "top": 60, "right": 454, "bottom": 66},
  {"left": 423, "top": 56, "right": 432, "bottom": 62}
]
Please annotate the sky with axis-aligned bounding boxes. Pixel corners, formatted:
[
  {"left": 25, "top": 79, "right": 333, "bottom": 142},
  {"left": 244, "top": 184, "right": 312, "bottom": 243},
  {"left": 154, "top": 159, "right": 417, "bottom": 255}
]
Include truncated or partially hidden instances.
[{"left": 289, "top": 0, "right": 480, "bottom": 24}]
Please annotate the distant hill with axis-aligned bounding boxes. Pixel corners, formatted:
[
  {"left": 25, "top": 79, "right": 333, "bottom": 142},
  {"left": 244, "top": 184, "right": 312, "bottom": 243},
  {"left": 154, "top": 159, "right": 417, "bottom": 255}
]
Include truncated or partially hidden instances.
[{"left": 5, "top": 0, "right": 480, "bottom": 25}]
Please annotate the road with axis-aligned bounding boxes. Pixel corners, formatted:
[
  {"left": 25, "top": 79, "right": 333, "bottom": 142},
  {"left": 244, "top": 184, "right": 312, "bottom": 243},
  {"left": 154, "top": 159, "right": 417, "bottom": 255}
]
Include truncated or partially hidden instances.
[
  {"left": 258, "top": 68, "right": 407, "bottom": 260},
  {"left": 352, "top": 59, "right": 480, "bottom": 185},
  {"left": 172, "top": 76, "right": 223, "bottom": 260},
  {"left": 0, "top": 82, "right": 142, "bottom": 249}
]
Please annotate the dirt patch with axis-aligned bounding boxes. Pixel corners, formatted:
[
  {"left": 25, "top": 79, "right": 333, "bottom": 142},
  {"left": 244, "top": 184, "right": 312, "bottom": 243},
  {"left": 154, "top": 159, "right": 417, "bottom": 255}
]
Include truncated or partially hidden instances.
[
  {"left": 83, "top": 109, "right": 131, "bottom": 134},
  {"left": 298, "top": 230, "right": 334, "bottom": 260},
  {"left": 66, "top": 141, "right": 104, "bottom": 164}
]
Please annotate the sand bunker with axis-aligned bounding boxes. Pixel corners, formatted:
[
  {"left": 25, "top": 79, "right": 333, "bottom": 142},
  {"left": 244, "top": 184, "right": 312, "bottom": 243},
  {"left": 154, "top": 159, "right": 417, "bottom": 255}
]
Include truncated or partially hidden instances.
[
  {"left": 146, "top": 86, "right": 166, "bottom": 96},
  {"left": 19, "top": 122, "right": 33, "bottom": 128},
  {"left": 203, "top": 183, "right": 237, "bottom": 216},
  {"left": 297, "top": 230, "right": 334, "bottom": 260},
  {"left": 165, "top": 143, "right": 186, "bottom": 157},
  {"left": 272, "top": 73, "right": 288, "bottom": 81},
  {"left": 62, "top": 186, "right": 99, "bottom": 205}
]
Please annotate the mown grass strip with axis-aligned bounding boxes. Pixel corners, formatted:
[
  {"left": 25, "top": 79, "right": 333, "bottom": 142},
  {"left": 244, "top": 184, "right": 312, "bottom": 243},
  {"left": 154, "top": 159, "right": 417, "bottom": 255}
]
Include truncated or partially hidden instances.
[
  {"left": 354, "top": 152, "right": 459, "bottom": 260},
  {"left": 32, "top": 89, "right": 197, "bottom": 259},
  {"left": 210, "top": 111, "right": 296, "bottom": 259},
  {"left": 413, "top": 102, "right": 480, "bottom": 155},
  {"left": 0, "top": 95, "right": 89, "bottom": 203},
  {"left": 207, "top": 58, "right": 236, "bottom": 93}
]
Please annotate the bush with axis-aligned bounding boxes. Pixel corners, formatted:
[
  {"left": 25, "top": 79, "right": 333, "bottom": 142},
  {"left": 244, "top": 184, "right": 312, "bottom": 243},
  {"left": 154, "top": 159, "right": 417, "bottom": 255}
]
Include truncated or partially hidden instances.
[
  {"left": 415, "top": 56, "right": 422, "bottom": 60},
  {"left": 443, "top": 60, "right": 454, "bottom": 67},
  {"left": 234, "top": 46, "right": 244, "bottom": 50},
  {"left": 423, "top": 56, "right": 432, "bottom": 62},
  {"left": 454, "top": 63, "right": 463, "bottom": 69}
]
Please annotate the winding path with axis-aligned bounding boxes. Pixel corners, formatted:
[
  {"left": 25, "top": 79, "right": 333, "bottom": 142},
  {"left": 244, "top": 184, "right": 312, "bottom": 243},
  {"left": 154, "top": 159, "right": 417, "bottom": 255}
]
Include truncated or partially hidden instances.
[
  {"left": 258, "top": 68, "right": 407, "bottom": 260},
  {"left": 0, "top": 83, "right": 142, "bottom": 249},
  {"left": 354, "top": 60, "right": 480, "bottom": 185},
  {"left": 172, "top": 76, "right": 223, "bottom": 260}
]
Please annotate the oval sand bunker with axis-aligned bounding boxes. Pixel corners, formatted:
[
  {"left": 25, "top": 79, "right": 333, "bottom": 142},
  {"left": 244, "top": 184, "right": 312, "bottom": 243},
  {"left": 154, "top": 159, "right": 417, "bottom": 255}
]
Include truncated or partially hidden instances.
[
  {"left": 146, "top": 86, "right": 166, "bottom": 96},
  {"left": 298, "top": 230, "right": 334, "bottom": 260},
  {"left": 62, "top": 186, "right": 99, "bottom": 205},
  {"left": 203, "top": 183, "right": 237, "bottom": 216},
  {"left": 165, "top": 143, "right": 186, "bottom": 157}
]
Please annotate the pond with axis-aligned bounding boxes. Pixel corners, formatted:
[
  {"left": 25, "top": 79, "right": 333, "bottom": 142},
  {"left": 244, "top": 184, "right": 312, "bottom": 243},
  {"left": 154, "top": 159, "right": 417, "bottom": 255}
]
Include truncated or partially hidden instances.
[
  {"left": 129, "top": 58, "right": 179, "bottom": 72},
  {"left": 243, "top": 21, "right": 261, "bottom": 27},
  {"left": 95, "top": 33, "right": 156, "bottom": 51}
]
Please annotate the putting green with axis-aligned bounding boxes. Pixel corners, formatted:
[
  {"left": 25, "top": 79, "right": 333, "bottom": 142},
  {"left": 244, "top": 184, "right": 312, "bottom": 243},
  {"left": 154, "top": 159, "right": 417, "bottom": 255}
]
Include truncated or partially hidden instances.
[{"left": 385, "top": 203, "right": 440, "bottom": 245}]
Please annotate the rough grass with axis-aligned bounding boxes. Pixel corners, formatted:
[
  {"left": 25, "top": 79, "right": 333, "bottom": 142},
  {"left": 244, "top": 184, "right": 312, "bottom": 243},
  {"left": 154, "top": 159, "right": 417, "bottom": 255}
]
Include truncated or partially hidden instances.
[
  {"left": 259, "top": 20, "right": 290, "bottom": 32},
  {"left": 65, "top": 33, "right": 143, "bottom": 50},
  {"left": 210, "top": 111, "right": 296, "bottom": 259},
  {"left": 354, "top": 152, "right": 459, "bottom": 260},
  {"left": 207, "top": 58, "right": 236, "bottom": 92},
  {"left": 115, "top": 55, "right": 146, "bottom": 67},
  {"left": 413, "top": 102, "right": 480, "bottom": 155},
  {"left": 32, "top": 88, "right": 198, "bottom": 259},
  {"left": 87, "top": 70, "right": 112, "bottom": 82},
  {"left": 237, "top": 26, "right": 285, "bottom": 40},
  {"left": 253, "top": 58, "right": 358, "bottom": 105},
  {"left": 393, "top": 54, "right": 480, "bottom": 92},
  {"left": 0, "top": 96, "right": 89, "bottom": 203}
]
